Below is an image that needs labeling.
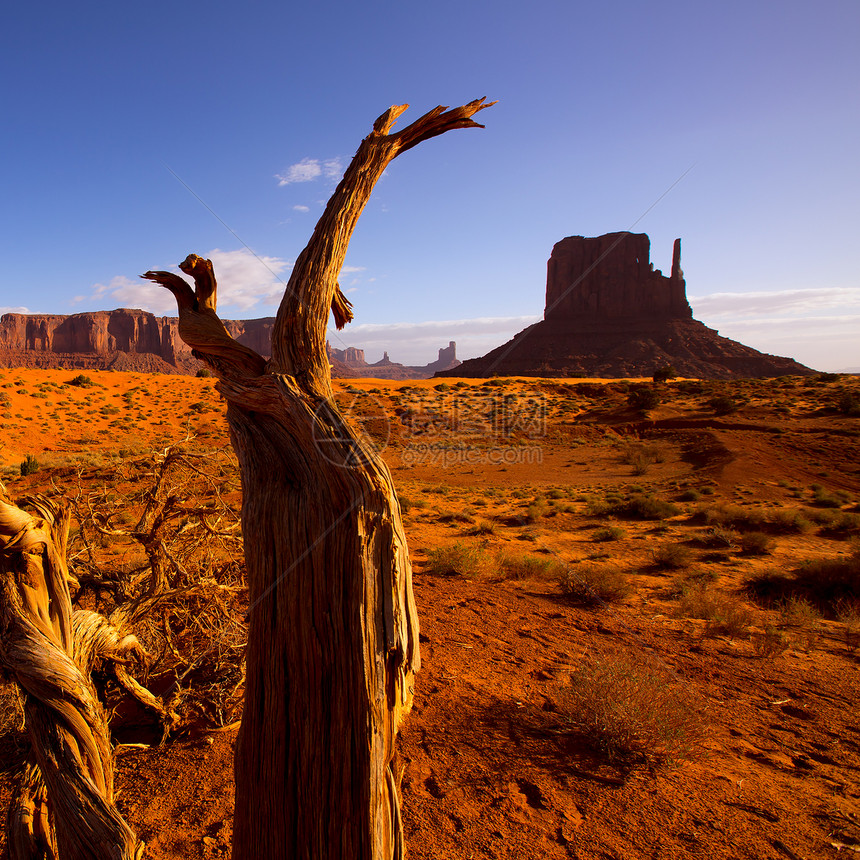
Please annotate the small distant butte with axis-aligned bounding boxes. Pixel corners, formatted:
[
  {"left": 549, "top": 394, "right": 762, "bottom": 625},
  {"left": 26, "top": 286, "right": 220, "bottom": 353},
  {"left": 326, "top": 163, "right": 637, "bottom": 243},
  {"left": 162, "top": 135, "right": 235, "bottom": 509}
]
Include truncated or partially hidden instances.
[{"left": 436, "top": 231, "right": 815, "bottom": 380}]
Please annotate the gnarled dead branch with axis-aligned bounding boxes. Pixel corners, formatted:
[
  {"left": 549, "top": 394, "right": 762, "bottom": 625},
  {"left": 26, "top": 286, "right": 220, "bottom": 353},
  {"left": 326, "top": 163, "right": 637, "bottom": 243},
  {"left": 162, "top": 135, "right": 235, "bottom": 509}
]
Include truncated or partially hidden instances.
[
  {"left": 0, "top": 493, "right": 146, "bottom": 860},
  {"left": 143, "top": 98, "right": 493, "bottom": 859}
]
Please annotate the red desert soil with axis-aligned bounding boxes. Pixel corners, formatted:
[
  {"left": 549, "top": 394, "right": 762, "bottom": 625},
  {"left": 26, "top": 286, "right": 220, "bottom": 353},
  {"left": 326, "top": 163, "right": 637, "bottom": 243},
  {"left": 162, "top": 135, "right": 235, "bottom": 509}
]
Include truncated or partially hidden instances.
[{"left": 1, "top": 368, "right": 859, "bottom": 859}]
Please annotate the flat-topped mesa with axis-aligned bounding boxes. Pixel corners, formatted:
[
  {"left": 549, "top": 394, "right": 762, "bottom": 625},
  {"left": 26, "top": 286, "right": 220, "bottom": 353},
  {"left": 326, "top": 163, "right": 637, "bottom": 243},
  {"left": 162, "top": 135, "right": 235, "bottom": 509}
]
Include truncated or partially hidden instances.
[{"left": 545, "top": 232, "right": 692, "bottom": 322}]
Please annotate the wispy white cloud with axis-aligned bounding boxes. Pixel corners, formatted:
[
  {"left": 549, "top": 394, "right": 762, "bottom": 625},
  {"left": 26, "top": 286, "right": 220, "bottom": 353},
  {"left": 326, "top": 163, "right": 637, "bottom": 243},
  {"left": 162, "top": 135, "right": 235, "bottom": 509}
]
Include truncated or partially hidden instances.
[
  {"left": 688, "top": 287, "right": 860, "bottom": 370},
  {"left": 276, "top": 157, "right": 343, "bottom": 186},
  {"left": 690, "top": 287, "right": 860, "bottom": 318},
  {"left": 0, "top": 305, "right": 31, "bottom": 314},
  {"left": 340, "top": 266, "right": 365, "bottom": 275},
  {"left": 292, "top": 204, "right": 310, "bottom": 213},
  {"left": 89, "top": 249, "right": 293, "bottom": 316}
]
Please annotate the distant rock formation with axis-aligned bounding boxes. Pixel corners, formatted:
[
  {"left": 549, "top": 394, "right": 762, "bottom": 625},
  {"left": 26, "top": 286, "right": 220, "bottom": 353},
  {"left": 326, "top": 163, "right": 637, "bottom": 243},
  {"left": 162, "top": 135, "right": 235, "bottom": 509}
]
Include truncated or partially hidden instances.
[
  {"left": 438, "top": 232, "right": 815, "bottom": 380},
  {"left": 326, "top": 340, "right": 461, "bottom": 379},
  {"left": 0, "top": 308, "right": 459, "bottom": 379}
]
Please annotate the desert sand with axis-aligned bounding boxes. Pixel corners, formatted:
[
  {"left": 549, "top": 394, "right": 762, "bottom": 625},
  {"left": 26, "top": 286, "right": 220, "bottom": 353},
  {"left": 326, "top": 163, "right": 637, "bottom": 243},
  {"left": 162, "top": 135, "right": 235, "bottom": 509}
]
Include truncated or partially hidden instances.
[{"left": 1, "top": 368, "right": 859, "bottom": 858}]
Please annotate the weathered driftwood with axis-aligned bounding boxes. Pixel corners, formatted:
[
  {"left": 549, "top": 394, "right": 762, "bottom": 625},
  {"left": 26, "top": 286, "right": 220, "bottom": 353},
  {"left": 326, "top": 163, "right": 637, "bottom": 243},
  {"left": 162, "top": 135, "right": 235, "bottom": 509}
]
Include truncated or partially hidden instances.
[
  {"left": 143, "top": 98, "right": 493, "bottom": 860},
  {"left": 0, "top": 493, "right": 145, "bottom": 860}
]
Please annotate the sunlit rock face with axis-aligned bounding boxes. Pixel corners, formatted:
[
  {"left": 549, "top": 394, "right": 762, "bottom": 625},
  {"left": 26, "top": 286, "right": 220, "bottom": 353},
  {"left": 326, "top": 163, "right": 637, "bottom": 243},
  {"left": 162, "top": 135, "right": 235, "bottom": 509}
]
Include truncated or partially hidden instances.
[
  {"left": 437, "top": 232, "right": 815, "bottom": 380},
  {"left": 0, "top": 309, "right": 459, "bottom": 379}
]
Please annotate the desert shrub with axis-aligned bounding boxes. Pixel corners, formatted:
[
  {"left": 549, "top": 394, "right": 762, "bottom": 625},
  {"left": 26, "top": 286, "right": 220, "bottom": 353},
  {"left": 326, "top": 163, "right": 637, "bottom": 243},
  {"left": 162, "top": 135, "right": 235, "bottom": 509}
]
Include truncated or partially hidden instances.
[
  {"left": 425, "top": 543, "right": 493, "bottom": 579},
  {"left": 701, "top": 525, "right": 739, "bottom": 548},
  {"left": 560, "top": 652, "right": 705, "bottom": 765},
  {"left": 678, "top": 488, "right": 701, "bottom": 502},
  {"left": 746, "top": 549, "right": 860, "bottom": 613},
  {"left": 740, "top": 531, "right": 773, "bottom": 555},
  {"left": 751, "top": 625, "right": 791, "bottom": 659},
  {"left": 836, "top": 391, "right": 860, "bottom": 416},
  {"left": 619, "top": 494, "right": 679, "bottom": 520},
  {"left": 621, "top": 443, "right": 664, "bottom": 475},
  {"left": 652, "top": 543, "right": 692, "bottom": 570},
  {"left": 19, "top": 454, "right": 39, "bottom": 476},
  {"left": 469, "top": 520, "right": 497, "bottom": 536},
  {"left": 778, "top": 597, "right": 822, "bottom": 651},
  {"left": 652, "top": 365, "right": 677, "bottom": 384},
  {"left": 836, "top": 600, "right": 860, "bottom": 651},
  {"left": 525, "top": 498, "right": 548, "bottom": 523},
  {"left": 438, "top": 511, "right": 474, "bottom": 525},
  {"left": 677, "top": 585, "right": 753, "bottom": 639},
  {"left": 767, "top": 508, "right": 814, "bottom": 534},
  {"left": 497, "top": 553, "right": 557, "bottom": 581},
  {"left": 707, "top": 395, "right": 738, "bottom": 415},
  {"left": 67, "top": 374, "right": 95, "bottom": 387},
  {"left": 195, "top": 367, "right": 213, "bottom": 378},
  {"left": 696, "top": 504, "right": 810, "bottom": 535},
  {"left": 627, "top": 385, "right": 660, "bottom": 412},
  {"left": 592, "top": 526, "right": 626, "bottom": 543},
  {"left": 557, "top": 562, "right": 631, "bottom": 606},
  {"left": 810, "top": 484, "right": 848, "bottom": 509},
  {"left": 806, "top": 509, "right": 860, "bottom": 536},
  {"left": 792, "top": 551, "right": 860, "bottom": 607}
]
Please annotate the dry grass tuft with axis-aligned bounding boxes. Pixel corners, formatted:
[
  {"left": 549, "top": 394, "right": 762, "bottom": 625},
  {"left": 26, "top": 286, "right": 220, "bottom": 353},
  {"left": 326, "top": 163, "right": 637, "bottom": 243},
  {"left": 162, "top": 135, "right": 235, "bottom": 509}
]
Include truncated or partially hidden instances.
[
  {"left": 836, "top": 600, "right": 860, "bottom": 651},
  {"left": 425, "top": 543, "right": 494, "bottom": 579},
  {"left": 557, "top": 562, "right": 632, "bottom": 606},
  {"left": 496, "top": 552, "right": 559, "bottom": 581},
  {"left": 560, "top": 652, "right": 705, "bottom": 766},
  {"left": 676, "top": 584, "right": 753, "bottom": 639},
  {"left": 652, "top": 543, "right": 692, "bottom": 570},
  {"left": 751, "top": 625, "right": 791, "bottom": 658}
]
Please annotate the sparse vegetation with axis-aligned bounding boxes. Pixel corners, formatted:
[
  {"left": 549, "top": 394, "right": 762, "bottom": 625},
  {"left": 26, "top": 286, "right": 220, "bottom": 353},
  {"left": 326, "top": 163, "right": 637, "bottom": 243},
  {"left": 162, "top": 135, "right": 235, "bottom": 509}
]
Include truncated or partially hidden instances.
[
  {"left": 67, "top": 373, "right": 95, "bottom": 387},
  {"left": 1, "top": 368, "right": 859, "bottom": 856},
  {"left": 677, "top": 584, "right": 753, "bottom": 639},
  {"left": 592, "top": 526, "right": 626, "bottom": 542},
  {"left": 652, "top": 543, "right": 692, "bottom": 570},
  {"left": 496, "top": 552, "right": 556, "bottom": 581},
  {"left": 425, "top": 543, "right": 493, "bottom": 579},
  {"left": 739, "top": 531, "right": 773, "bottom": 555},
  {"left": 746, "top": 547, "right": 860, "bottom": 613},
  {"left": 707, "top": 394, "right": 738, "bottom": 415},
  {"left": 751, "top": 625, "right": 791, "bottom": 658},
  {"left": 627, "top": 384, "right": 660, "bottom": 413},
  {"left": 19, "top": 453, "right": 39, "bottom": 476},
  {"left": 557, "top": 562, "right": 631, "bottom": 605},
  {"left": 560, "top": 652, "right": 705, "bottom": 765}
]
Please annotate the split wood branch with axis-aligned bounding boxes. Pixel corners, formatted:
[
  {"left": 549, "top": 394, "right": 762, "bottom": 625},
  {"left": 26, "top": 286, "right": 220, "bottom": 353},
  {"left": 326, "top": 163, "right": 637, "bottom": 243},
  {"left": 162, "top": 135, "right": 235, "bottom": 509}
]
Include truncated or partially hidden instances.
[{"left": 0, "top": 493, "right": 150, "bottom": 860}]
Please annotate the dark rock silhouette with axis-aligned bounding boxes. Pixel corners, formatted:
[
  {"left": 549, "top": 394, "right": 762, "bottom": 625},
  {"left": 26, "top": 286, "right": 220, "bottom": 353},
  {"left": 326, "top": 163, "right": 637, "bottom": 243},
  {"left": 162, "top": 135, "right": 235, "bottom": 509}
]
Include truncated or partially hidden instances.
[{"left": 438, "top": 232, "right": 815, "bottom": 379}]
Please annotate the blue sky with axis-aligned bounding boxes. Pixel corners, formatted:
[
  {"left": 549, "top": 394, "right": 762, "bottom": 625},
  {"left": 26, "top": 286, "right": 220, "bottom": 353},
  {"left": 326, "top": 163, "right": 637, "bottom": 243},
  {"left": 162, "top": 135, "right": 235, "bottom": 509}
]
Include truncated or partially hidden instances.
[{"left": 1, "top": 0, "right": 858, "bottom": 370}]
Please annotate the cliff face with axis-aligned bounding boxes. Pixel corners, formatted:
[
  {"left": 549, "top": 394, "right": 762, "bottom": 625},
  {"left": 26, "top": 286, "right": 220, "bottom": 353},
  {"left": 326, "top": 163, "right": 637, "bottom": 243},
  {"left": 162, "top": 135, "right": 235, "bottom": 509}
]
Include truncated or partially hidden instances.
[
  {"left": 438, "top": 232, "right": 815, "bottom": 380},
  {"left": 0, "top": 309, "right": 459, "bottom": 379},
  {"left": 0, "top": 309, "right": 195, "bottom": 372}
]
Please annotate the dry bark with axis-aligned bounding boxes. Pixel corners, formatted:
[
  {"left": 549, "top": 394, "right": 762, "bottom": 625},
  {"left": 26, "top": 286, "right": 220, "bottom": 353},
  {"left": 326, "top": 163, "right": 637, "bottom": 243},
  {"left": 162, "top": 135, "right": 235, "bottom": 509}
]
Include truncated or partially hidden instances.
[
  {"left": 143, "top": 98, "right": 493, "bottom": 860},
  {"left": 0, "top": 493, "right": 145, "bottom": 859}
]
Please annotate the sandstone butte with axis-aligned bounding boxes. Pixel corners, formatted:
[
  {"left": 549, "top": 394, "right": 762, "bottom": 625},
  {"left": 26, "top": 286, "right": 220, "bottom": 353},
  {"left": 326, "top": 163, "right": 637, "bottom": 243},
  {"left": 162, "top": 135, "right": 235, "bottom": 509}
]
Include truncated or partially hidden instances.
[
  {"left": 0, "top": 311, "right": 460, "bottom": 379},
  {"left": 437, "top": 232, "right": 816, "bottom": 380}
]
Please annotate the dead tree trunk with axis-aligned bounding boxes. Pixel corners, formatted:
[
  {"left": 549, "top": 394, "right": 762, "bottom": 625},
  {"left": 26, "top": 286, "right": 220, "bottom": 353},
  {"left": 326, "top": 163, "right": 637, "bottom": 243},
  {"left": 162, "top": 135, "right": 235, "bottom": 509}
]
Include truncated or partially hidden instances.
[
  {"left": 0, "top": 493, "right": 144, "bottom": 860},
  {"left": 143, "top": 99, "right": 493, "bottom": 860}
]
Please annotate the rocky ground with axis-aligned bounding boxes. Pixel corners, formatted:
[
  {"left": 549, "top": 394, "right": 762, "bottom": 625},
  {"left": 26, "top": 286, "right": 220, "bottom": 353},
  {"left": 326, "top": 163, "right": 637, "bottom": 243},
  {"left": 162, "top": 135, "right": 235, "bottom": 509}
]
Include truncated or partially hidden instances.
[{"left": 1, "top": 368, "right": 858, "bottom": 858}]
